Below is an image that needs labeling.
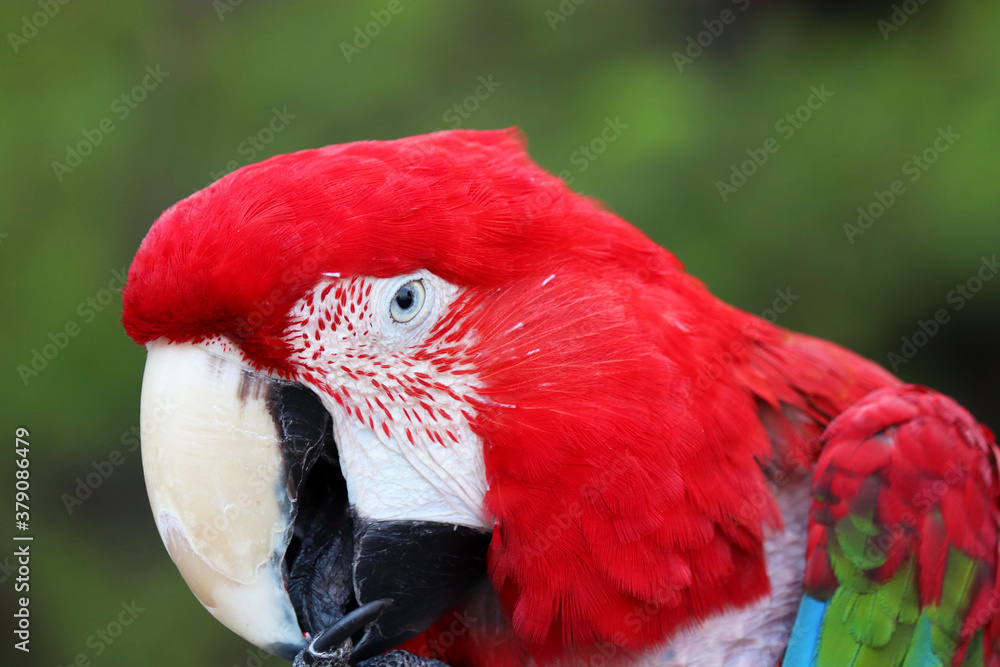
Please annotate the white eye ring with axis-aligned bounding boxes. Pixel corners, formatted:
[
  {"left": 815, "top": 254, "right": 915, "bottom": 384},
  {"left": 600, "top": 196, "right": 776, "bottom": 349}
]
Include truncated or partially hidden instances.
[{"left": 389, "top": 280, "right": 426, "bottom": 323}]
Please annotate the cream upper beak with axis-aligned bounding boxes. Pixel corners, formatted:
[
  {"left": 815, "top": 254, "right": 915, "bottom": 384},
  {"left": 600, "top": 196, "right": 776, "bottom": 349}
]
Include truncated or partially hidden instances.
[{"left": 139, "top": 340, "right": 305, "bottom": 658}]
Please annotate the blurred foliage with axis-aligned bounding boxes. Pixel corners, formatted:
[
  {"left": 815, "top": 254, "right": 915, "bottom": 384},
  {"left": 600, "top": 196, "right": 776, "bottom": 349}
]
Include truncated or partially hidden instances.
[{"left": 0, "top": 1, "right": 998, "bottom": 665}]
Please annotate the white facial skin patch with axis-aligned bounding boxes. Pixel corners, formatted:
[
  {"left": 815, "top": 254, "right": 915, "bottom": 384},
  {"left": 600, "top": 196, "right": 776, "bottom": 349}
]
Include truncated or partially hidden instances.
[{"left": 284, "top": 270, "right": 489, "bottom": 530}]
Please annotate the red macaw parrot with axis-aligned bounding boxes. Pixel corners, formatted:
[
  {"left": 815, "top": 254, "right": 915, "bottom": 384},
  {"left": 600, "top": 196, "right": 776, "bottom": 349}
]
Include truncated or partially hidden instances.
[{"left": 121, "top": 129, "right": 999, "bottom": 667}]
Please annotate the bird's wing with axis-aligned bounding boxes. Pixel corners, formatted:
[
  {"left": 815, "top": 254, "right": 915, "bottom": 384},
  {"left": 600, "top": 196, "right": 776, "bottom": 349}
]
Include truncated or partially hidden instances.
[{"left": 783, "top": 385, "right": 1000, "bottom": 666}]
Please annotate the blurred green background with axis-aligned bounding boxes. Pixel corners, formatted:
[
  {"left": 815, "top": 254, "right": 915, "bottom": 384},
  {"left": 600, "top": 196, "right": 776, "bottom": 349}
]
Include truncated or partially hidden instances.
[{"left": 1, "top": 1, "right": 997, "bottom": 665}]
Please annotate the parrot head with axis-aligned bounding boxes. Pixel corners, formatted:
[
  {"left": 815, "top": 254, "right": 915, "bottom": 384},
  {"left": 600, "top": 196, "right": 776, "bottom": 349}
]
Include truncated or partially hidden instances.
[{"left": 122, "top": 129, "right": 784, "bottom": 664}]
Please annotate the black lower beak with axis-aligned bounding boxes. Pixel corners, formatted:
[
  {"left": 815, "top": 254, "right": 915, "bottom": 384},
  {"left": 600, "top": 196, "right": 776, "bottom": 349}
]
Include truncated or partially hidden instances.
[
  {"left": 349, "top": 519, "right": 491, "bottom": 660},
  {"left": 271, "top": 382, "right": 491, "bottom": 661}
]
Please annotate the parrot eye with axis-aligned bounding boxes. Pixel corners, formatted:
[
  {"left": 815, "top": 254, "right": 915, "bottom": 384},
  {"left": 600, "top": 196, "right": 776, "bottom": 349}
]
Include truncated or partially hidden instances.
[{"left": 390, "top": 280, "right": 425, "bottom": 323}]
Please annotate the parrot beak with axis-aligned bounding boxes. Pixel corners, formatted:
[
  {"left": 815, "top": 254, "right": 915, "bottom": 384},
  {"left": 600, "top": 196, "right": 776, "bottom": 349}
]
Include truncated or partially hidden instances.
[
  {"left": 139, "top": 340, "right": 491, "bottom": 662},
  {"left": 139, "top": 340, "right": 307, "bottom": 659}
]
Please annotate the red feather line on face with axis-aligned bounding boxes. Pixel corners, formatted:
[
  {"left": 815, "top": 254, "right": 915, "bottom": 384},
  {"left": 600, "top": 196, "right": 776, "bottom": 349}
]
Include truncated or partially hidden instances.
[
  {"left": 122, "top": 129, "right": 899, "bottom": 665},
  {"left": 286, "top": 274, "right": 474, "bottom": 452}
]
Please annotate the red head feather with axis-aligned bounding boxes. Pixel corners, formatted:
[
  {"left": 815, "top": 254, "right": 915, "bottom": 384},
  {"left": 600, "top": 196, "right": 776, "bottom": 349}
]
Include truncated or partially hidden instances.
[{"left": 122, "top": 128, "right": 669, "bottom": 374}]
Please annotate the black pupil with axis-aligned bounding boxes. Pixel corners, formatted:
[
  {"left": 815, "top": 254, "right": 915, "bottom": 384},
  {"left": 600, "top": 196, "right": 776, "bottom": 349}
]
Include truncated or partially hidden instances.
[{"left": 395, "top": 286, "right": 415, "bottom": 311}]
